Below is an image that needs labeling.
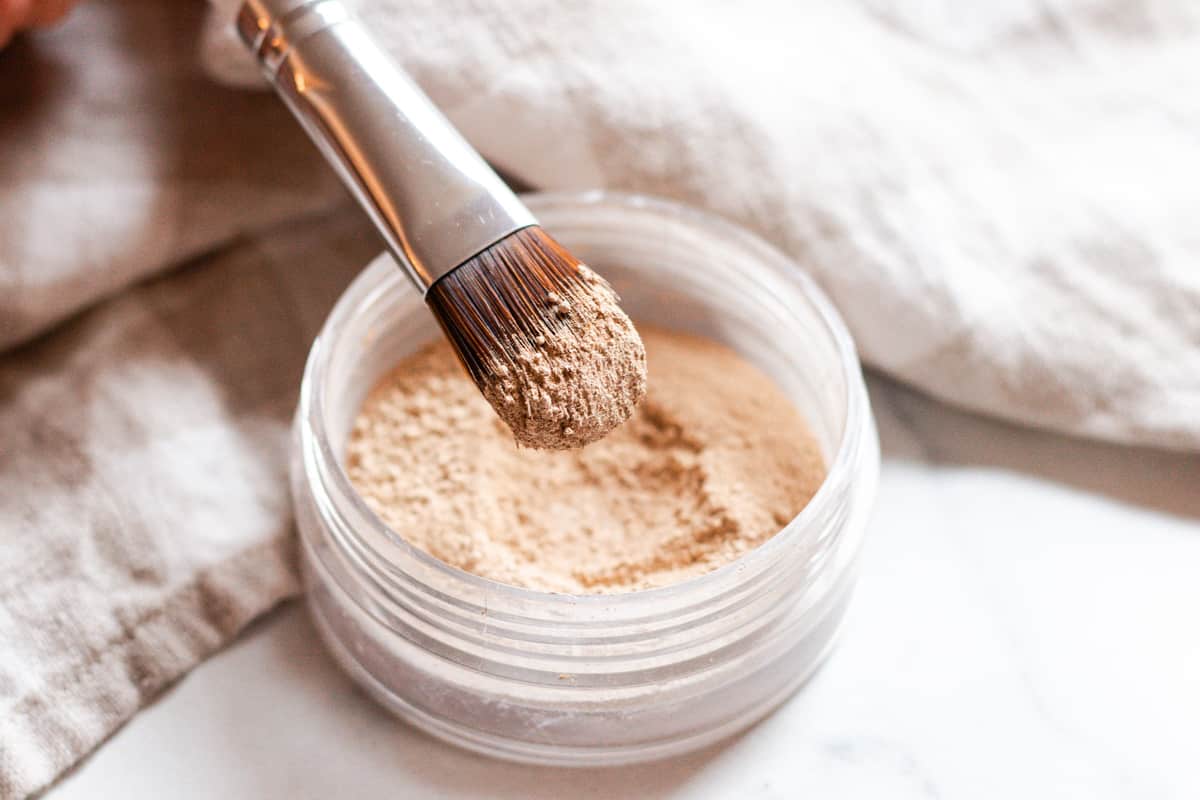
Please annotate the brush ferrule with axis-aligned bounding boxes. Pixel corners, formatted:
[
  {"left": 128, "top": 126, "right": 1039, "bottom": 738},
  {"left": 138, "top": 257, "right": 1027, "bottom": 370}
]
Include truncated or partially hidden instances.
[{"left": 237, "top": 0, "right": 536, "bottom": 290}]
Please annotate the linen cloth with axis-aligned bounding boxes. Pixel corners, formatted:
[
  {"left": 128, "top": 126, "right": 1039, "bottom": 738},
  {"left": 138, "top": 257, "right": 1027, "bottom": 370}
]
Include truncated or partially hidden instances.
[{"left": 1, "top": 0, "right": 1198, "bottom": 796}]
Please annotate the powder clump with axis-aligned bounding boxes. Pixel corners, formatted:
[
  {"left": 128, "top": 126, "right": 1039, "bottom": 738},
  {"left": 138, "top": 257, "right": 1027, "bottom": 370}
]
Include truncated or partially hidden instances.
[
  {"left": 346, "top": 326, "right": 826, "bottom": 594},
  {"left": 479, "top": 265, "right": 646, "bottom": 450}
]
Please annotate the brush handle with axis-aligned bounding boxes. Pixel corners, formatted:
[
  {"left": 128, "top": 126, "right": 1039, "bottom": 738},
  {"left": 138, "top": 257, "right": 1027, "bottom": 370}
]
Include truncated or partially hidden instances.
[{"left": 236, "top": 0, "right": 535, "bottom": 291}]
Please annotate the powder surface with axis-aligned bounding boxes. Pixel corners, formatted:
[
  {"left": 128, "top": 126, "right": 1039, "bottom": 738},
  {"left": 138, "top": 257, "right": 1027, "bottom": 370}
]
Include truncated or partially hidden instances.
[
  {"left": 479, "top": 266, "right": 646, "bottom": 450},
  {"left": 345, "top": 326, "right": 826, "bottom": 594}
]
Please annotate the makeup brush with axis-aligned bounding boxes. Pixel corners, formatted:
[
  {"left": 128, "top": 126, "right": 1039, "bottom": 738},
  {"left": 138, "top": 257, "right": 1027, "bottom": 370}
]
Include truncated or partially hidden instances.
[{"left": 236, "top": 0, "right": 645, "bottom": 449}]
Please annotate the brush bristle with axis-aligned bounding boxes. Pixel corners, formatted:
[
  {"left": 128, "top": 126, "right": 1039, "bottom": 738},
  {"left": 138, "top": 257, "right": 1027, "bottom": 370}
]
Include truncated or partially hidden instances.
[{"left": 425, "top": 226, "right": 592, "bottom": 383}]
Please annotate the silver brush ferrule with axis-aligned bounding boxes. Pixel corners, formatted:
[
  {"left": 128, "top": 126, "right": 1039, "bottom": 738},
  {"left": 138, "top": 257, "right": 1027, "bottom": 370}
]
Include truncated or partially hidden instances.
[{"left": 236, "top": 0, "right": 536, "bottom": 291}]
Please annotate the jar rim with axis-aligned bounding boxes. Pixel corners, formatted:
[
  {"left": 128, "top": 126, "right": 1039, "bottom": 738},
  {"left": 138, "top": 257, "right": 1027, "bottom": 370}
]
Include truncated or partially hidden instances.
[{"left": 299, "top": 190, "right": 870, "bottom": 609}]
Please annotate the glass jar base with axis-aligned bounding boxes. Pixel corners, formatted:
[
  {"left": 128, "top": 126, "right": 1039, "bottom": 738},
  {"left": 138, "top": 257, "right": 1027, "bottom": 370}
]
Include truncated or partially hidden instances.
[{"left": 306, "top": 555, "right": 853, "bottom": 767}]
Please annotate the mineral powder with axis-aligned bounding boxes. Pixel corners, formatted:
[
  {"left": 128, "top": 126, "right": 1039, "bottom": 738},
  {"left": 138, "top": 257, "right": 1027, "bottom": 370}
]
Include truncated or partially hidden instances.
[
  {"left": 480, "top": 265, "right": 646, "bottom": 450},
  {"left": 345, "top": 326, "right": 826, "bottom": 594}
]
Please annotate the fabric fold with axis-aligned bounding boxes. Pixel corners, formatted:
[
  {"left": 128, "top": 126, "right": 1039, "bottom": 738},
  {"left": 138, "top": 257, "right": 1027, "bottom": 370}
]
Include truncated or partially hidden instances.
[
  {"left": 0, "top": 205, "right": 378, "bottom": 799},
  {"left": 203, "top": 0, "right": 1200, "bottom": 450}
]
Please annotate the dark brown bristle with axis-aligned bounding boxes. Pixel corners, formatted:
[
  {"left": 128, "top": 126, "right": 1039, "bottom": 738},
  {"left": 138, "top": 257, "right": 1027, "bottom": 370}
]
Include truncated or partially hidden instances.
[{"left": 425, "top": 226, "right": 592, "bottom": 383}]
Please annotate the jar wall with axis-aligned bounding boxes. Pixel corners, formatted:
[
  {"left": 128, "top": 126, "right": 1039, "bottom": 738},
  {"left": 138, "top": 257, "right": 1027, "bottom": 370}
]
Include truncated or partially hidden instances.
[{"left": 290, "top": 192, "right": 879, "bottom": 765}]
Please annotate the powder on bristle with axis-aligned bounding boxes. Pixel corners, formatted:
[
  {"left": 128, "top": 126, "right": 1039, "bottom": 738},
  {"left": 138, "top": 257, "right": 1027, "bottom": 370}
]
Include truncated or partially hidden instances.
[
  {"left": 480, "top": 265, "right": 646, "bottom": 450},
  {"left": 425, "top": 227, "right": 647, "bottom": 450}
]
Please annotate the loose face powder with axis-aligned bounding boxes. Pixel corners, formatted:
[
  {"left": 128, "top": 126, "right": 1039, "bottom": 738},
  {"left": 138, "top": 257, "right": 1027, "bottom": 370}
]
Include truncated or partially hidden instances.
[{"left": 345, "top": 326, "right": 826, "bottom": 593}]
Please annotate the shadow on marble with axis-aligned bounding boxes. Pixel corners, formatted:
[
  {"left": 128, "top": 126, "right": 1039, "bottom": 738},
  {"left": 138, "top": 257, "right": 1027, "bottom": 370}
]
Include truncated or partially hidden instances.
[{"left": 868, "top": 372, "right": 1200, "bottom": 521}]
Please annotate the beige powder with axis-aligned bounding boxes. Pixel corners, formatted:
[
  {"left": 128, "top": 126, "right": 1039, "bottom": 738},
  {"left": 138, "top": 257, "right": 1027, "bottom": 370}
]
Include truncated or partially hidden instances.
[
  {"left": 345, "top": 326, "right": 826, "bottom": 594},
  {"left": 480, "top": 265, "right": 646, "bottom": 450}
]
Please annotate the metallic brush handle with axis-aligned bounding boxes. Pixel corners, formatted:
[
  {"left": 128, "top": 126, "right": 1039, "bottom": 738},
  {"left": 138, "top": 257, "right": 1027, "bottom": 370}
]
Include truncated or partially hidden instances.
[{"left": 236, "top": 0, "right": 535, "bottom": 291}]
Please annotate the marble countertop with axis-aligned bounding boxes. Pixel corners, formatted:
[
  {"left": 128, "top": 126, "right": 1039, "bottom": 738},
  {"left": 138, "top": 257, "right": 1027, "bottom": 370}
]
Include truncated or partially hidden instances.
[{"left": 49, "top": 375, "right": 1200, "bottom": 800}]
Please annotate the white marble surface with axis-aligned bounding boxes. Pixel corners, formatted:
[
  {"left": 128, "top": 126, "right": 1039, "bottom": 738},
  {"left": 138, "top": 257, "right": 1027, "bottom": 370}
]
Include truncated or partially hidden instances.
[{"left": 50, "top": 376, "right": 1200, "bottom": 800}]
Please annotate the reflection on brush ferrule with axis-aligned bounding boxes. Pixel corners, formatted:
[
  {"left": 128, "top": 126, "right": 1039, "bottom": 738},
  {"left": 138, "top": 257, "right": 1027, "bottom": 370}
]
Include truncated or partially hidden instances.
[{"left": 236, "top": 0, "right": 536, "bottom": 291}]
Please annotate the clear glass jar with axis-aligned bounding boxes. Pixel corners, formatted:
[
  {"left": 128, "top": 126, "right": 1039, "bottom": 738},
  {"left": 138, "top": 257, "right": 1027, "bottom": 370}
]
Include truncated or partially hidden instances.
[{"left": 290, "top": 191, "right": 879, "bottom": 766}]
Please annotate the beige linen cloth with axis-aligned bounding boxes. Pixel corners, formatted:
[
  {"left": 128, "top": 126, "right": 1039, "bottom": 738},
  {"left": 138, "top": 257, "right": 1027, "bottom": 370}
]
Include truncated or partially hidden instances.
[{"left": 1, "top": 0, "right": 1197, "bottom": 796}]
